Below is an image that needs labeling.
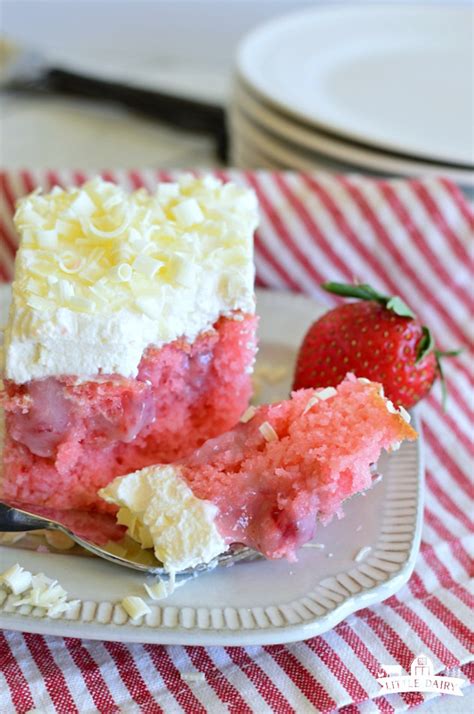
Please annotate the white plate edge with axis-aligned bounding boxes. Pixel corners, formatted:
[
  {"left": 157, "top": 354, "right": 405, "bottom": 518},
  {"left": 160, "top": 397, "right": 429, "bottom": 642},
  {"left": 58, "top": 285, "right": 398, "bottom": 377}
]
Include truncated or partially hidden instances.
[
  {"left": 236, "top": 4, "right": 474, "bottom": 167},
  {"left": 230, "top": 104, "right": 474, "bottom": 185},
  {"left": 231, "top": 80, "right": 474, "bottom": 178}
]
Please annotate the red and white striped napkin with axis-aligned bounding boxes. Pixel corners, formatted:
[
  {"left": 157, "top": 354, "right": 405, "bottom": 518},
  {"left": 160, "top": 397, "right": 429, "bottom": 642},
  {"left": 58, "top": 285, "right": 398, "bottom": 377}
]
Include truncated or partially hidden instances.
[{"left": 0, "top": 169, "right": 472, "bottom": 713}]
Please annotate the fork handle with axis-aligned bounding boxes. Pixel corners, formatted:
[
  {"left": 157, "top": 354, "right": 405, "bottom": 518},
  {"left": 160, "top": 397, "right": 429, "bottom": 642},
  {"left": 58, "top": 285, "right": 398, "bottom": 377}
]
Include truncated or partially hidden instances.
[
  {"left": 44, "top": 67, "right": 229, "bottom": 160},
  {"left": 0, "top": 503, "right": 50, "bottom": 532}
]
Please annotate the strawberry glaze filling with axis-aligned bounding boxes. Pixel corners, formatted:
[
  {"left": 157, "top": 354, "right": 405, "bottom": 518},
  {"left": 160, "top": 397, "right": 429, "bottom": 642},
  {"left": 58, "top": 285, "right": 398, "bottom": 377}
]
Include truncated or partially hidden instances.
[
  {"left": 8, "top": 377, "right": 157, "bottom": 458},
  {"left": 1, "top": 314, "right": 258, "bottom": 512}
]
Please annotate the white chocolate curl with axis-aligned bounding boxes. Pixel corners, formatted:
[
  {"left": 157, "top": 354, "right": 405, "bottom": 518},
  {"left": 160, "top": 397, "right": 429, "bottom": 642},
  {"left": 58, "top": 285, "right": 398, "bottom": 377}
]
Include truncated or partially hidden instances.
[{"left": 259, "top": 421, "right": 279, "bottom": 442}]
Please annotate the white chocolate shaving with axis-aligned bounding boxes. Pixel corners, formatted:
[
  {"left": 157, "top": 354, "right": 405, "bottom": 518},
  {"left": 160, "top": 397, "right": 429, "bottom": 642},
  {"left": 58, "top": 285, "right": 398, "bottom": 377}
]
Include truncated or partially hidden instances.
[
  {"left": 303, "top": 386, "right": 338, "bottom": 414},
  {"left": 70, "top": 191, "right": 96, "bottom": 216},
  {"left": 398, "top": 405, "right": 411, "bottom": 423},
  {"left": 354, "top": 546, "right": 372, "bottom": 563},
  {"left": 317, "top": 387, "right": 338, "bottom": 400},
  {"left": 85, "top": 217, "right": 131, "bottom": 240},
  {"left": 57, "top": 279, "right": 75, "bottom": 301},
  {"left": 259, "top": 421, "right": 278, "bottom": 442},
  {"left": 133, "top": 254, "right": 164, "bottom": 280},
  {"left": 157, "top": 183, "right": 179, "bottom": 200},
  {"left": 240, "top": 406, "right": 256, "bottom": 423},
  {"left": 303, "top": 395, "right": 320, "bottom": 415},
  {"left": 174, "top": 259, "right": 197, "bottom": 287},
  {"left": 37, "top": 230, "right": 58, "bottom": 249},
  {"left": 68, "top": 296, "right": 96, "bottom": 313},
  {"left": 109, "top": 263, "right": 132, "bottom": 282},
  {"left": 1, "top": 565, "right": 79, "bottom": 616},
  {"left": 1, "top": 564, "right": 32, "bottom": 594},
  {"left": 58, "top": 252, "right": 84, "bottom": 275},
  {"left": 385, "top": 399, "right": 398, "bottom": 414},
  {"left": 143, "top": 575, "right": 177, "bottom": 601},
  {"left": 144, "top": 581, "right": 169, "bottom": 601},
  {"left": 28, "top": 581, "right": 67, "bottom": 607},
  {"left": 172, "top": 198, "right": 204, "bottom": 227},
  {"left": 121, "top": 595, "right": 151, "bottom": 620},
  {"left": 26, "top": 295, "right": 53, "bottom": 312}
]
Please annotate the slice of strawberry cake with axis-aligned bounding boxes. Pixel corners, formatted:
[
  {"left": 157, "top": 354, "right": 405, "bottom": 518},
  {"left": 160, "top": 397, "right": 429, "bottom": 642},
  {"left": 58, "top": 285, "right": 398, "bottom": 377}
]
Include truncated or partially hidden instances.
[
  {"left": 1, "top": 175, "right": 259, "bottom": 512},
  {"left": 100, "top": 376, "right": 417, "bottom": 571}
]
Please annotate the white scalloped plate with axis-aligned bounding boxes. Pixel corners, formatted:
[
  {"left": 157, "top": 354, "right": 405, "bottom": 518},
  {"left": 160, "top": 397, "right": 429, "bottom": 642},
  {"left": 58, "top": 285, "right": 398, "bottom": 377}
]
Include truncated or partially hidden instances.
[
  {"left": 0, "top": 289, "right": 424, "bottom": 645},
  {"left": 229, "top": 103, "right": 474, "bottom": 186}
]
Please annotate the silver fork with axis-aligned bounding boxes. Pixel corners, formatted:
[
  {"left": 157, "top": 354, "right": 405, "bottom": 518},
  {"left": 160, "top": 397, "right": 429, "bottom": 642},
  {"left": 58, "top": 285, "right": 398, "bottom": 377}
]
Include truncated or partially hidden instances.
[{"left": 0, "top": 501, "right": 260, "bottom": 581}]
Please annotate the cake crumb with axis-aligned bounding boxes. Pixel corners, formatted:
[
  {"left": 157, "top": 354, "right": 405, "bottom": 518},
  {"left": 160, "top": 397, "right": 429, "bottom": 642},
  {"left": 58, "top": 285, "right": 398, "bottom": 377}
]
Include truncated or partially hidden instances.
[{"left": 303, "top": 543, "right": 325, "bottom": 550}]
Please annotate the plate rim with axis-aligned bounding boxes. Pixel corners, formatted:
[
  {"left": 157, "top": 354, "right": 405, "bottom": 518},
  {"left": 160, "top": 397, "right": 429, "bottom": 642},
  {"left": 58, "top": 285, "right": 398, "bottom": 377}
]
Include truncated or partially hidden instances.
[
  {"left": 236, "top": 3, "right": 473, "bottom": 167},
  {"left": 230, "top": 103, "right": 474, "bottom": 186},
  {"left": 232, "top": 80, "right": 474, "bottom": 178}
]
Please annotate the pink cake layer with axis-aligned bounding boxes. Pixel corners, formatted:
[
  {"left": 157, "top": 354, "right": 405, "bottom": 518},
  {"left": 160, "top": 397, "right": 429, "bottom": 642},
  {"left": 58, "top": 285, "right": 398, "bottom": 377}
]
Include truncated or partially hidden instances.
[
  {"left": 2, "top": 313, "right": 257, "bottom": 512},
  {"left": 180, "top": 376, "right": 417, "bottom": 561}
]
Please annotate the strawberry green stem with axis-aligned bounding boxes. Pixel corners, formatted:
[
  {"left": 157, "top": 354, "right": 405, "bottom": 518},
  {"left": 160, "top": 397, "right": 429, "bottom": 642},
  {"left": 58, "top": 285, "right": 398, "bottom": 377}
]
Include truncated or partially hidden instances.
[
  {"left": 416, "top": 327, "right": 434, "bottom": 363},
  {"left": 322, "top": 281, "right": 416, "bottom": 319},
  {"left": 434, "top": 349, "right": 463, "bottom": 409}
]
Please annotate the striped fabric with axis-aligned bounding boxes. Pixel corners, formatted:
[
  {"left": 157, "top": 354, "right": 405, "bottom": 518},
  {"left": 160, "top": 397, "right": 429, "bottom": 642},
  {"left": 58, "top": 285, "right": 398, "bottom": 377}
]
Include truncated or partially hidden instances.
[{"left": 0, "top": 169, "right": 472, "bottom": 713}]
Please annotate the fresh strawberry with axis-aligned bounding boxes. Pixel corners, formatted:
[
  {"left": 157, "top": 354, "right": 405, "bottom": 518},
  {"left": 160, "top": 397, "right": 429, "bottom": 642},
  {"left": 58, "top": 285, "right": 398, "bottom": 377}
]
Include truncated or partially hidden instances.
[{"left": 293, "top": 282, "right": 460, "bottom": 408}]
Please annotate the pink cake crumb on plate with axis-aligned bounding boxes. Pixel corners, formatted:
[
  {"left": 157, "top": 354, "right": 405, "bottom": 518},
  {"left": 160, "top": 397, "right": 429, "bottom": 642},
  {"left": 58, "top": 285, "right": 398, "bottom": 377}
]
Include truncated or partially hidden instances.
[
  {"left": 2, "top": 314, "right": 257, "bottom": 513},
  {"left": 179, "top": 375, "right": 417, "bottom": 561}
]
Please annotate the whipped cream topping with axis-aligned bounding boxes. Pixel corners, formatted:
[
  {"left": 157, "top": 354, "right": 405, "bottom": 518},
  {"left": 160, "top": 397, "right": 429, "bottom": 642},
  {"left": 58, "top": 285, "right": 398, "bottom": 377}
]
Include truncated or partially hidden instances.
[
  {"left": 4, "top": 175, "right": 258, "bottom": 383},
  {"left": 99, "top": 464, "right": 226, "bottom": 573}
]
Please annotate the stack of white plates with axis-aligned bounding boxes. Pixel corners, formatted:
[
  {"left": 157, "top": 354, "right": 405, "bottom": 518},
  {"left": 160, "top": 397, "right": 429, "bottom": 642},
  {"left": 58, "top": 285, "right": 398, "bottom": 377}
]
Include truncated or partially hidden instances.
[{"left": 231, "top": 4, "right": 474, "bottom": 186}]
